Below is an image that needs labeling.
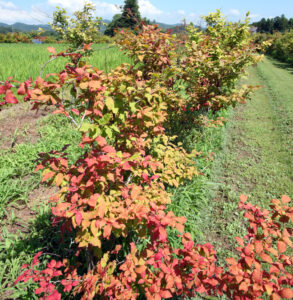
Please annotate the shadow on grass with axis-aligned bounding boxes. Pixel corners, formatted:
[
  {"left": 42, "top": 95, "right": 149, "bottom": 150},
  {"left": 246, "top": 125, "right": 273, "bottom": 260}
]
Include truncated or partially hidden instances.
[{"left": 267, "top": 56, "right": 293, "bottom": 74}]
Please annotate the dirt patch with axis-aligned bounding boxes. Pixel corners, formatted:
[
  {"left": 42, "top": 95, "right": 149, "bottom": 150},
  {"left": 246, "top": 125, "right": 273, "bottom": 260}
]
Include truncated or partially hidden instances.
[
  {"left": 0, "top": 185, "right": 58, "bottom": 240},
  {"left": 0, "top": 102, "right": 50, "bottom": 150}
]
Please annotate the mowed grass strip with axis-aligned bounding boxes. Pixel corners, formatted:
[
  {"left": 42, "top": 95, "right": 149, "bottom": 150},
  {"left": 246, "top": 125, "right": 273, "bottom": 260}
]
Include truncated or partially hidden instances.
[
  {"left": 0, "top": 43, "right": 131, "bottom": 82},
  {"left": 194, "top": 57, "right": 293, "bottom": 262}
]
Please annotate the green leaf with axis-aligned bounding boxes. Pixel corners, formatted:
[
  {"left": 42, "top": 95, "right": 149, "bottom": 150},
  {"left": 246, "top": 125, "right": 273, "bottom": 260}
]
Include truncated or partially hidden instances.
[
  {"left": 105, "top": 127, "right": 113, "bottom": 139},
  {"left": 129, "top": 102, "right": 137, "bottom": 113},
  {"left": 99, "top": 113, "right": 111, "bottom": 125},
  {"left": 105, "top": 97, "right": 114, "bottom": 111}
]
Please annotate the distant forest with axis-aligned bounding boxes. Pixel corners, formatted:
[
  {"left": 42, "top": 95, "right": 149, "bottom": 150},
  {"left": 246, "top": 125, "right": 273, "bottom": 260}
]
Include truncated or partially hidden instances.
[{"left": 252, "top": 15, "right": 293, "bottom": 33}]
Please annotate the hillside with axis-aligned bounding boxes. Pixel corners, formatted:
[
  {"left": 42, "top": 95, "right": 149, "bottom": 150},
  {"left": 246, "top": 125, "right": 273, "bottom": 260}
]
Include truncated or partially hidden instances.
[{"left": 0, "top": 21, "right": 184, "bottom": 34}]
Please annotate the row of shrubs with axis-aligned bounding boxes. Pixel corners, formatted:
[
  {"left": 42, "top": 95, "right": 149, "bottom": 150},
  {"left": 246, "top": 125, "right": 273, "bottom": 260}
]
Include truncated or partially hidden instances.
[
  {"left": 1, "top": 11, "right": 292, "bottom": 300},
  {"left": 0, "top": 32, "right": 113, "bottom": 44},
  {"left": 254, "top": 30, "right": 293, "bottom": 64}
]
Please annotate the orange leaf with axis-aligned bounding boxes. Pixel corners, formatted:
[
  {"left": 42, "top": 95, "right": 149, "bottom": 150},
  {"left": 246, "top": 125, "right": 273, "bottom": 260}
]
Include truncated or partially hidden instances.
[
  {"left": 47, "top": 47, "right": 56, "bottom": 55},
  {"left": 97, "top": 199, "right": 106, "bottom": 218},
  {"left": 279, "top": 288, "right": 293, "bottom": 299},
  {"left": 235, "top": 236, "right": 244, "bottom": 247},
  {"left": 135, "top": 265, "right": 146, "bottom": 274},
  {"left": 55, "top": 173, "right": 63, "bottom": 186},
  {"left": 264, "top": 284, "right": 273, "bottom": 296},
  {"left": 277, "top": 241, "right": 287, "bottom": 253},
  {"left": 226, "top": 257, "right": 237, "bottom": 265},
  {"left": 239, "top": 281, "right": 249, "bottom": 292},
  {"left": 240, "top": 194, "right": 247, "bottom": 202},
  {"left": 160, "top": 290, "right": 172, "bottom": 298},
  {"left": 245, "top": 256, "right": 253, "bottom": 267},
  {"left": 259, "top": 253, "right": 273, "bottom": 264},
  {"left": 255, "top": 240, "right": 263, "bottom": 254},
  {"left": 281, "top": 195, "right": 290, "bottom": 204},
  {"left": 103, "top": 224, "right": 112, "bottom": 239},
  {"left": 75, "top": 211, "right": 82, "bottom": 226},
  {"left": 42, "top": 171, "right": 55, "bottom": 182},
  {"left": 271, "top": 293, "right": 281, "bottom": 300}
]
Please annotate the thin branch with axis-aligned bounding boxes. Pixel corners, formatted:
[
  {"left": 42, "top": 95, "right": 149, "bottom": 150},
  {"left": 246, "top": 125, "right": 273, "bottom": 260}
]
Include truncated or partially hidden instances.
[
  {"left": 40, "top": 56, "right": 58, "bottom": 77},
  {"left": 78, "top": 111, "right": 87, "bottom": 130},
  {"left": 68, "top": 115, "right": 79, "bottom": 127},
  {"left": 125, "top": 174, "right": 133, "bottom": 186}
]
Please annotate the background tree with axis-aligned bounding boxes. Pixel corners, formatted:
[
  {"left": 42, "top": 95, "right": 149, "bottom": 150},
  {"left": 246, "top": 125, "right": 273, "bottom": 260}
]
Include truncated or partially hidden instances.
[
  {"left": 105, "top": 0, "right": 141, "bottom": 36},
  {"left": 51, "top": 2, "right": 102, "bottom": 51},
  {"left": 253, "top": 14, "right": 293, "bottom": 33}
]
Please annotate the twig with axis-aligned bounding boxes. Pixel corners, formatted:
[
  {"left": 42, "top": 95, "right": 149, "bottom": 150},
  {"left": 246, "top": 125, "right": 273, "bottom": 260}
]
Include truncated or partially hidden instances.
[
  {"left": 68, "top": 114, "right": 79, "bottom": 128},
  {"left": 78, "top": 111, "right": 87, "bottom": 130},
  {"left": 125, "top": 174, "right": 133, "bottom": 186},
  {"left": 40, "top": 56, "right": 58, "bottom": 77}
]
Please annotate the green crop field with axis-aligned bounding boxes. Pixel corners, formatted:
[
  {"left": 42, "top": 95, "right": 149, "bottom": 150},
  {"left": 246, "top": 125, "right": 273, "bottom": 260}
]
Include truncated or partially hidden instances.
[{"left": 0, "top": 43, "right": 131, "bottom": 82}]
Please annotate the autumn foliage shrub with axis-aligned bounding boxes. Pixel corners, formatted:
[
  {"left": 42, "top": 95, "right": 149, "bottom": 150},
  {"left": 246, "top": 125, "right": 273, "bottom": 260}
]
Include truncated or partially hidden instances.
[{"left": 1, "top": 11, "right": 292, "bottom": 300}]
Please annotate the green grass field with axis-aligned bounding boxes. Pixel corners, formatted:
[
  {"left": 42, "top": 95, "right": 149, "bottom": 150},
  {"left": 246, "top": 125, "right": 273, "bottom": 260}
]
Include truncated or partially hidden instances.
[
  {"left": 0, "top": 43, "right": 131, "bottom": 82},
  {"left": 0, "top": 45, "right": 292, "bottom": 298},
  {"left": 190, "top": 57, "right": 293, "bottom": 262}
]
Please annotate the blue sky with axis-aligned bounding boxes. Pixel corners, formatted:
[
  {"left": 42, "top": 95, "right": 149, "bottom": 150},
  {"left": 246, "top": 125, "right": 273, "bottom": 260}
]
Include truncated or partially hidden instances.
[{"left": 0, "top": 0, "right": 292, "bottom": 25}]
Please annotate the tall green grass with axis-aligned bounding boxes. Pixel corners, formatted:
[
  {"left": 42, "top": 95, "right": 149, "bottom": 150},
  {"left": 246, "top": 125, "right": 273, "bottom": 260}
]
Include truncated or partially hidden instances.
[{"left": 0, "top": 43, "right": 131, "bottom": 82}]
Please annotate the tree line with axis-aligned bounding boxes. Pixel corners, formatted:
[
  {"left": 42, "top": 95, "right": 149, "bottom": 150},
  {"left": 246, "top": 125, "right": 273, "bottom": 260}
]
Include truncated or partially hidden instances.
[{"left": 252, "top": 15, "right": 293, "bottom": 33}]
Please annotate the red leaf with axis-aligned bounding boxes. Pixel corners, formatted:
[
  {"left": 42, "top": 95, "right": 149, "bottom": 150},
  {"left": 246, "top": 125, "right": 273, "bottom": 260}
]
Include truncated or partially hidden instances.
[
  {"left": 122, "top": 161, "right": 132, "bottom": 171},
  {"left": 35, "top": 287, "right": 45, "bottom": 295},
  {"left": 46, "top": 290, "right": 61, "bottom": 300},
  {"left": 160, "top": 290, "right": 172, "bottom": 298},
  {"left": 5, "top": 90, "right": 18, "bottom": 104},
  {"left": 75, "top": 211, "right": 82, "bottom": 226},
  {"left": 17, "top": 84, "right": 26, "bottom": 95},
  {"left": 96, "top": 136, "right": 107, "bottom": 147},
  {"left": 279, "top": 288, "right": 293, "bottom": 299},
  {"left": 102, "top": 145, "right": 115, "bottom": 153},
  {"left": 33, "top": 251, "right": 43, "bottom": 265},
  {"left": 0, "top": 85, "right": 6, "bottom": 94},
  {"left": 159, "top": 227, "right": 167, "bottom": 242},
  {"left": 71, "top": 108, "right": 80, "bottom": 115}
]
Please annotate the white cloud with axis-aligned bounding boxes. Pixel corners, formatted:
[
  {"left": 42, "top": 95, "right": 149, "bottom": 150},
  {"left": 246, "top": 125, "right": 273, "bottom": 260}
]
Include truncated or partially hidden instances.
[
  {"left": 0, "top": 0, "right": 195, "bottom": 26},
  {"left": 94, "top": 2, "right": 120, "bottom": 16},
  {"left": 47, "top": 0, "right": 120, "bottom": 16},
  {"left": 177, "top": 9, "right": 185, "bottom": 15},
  {"left": 47, "top": 0, "right": 85, "bottom": 10},
  {"left": 229, "top": 9, "right": 241, "bottom": 16},
  {"left": 138, "top": 0, "right": 162, "bottom": 17},
  {"left": 0, "top": 1, "right": 48, "bottom": 24},
  {"left": 0, "top": 0, "right": 17, "bottom": 10}
]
